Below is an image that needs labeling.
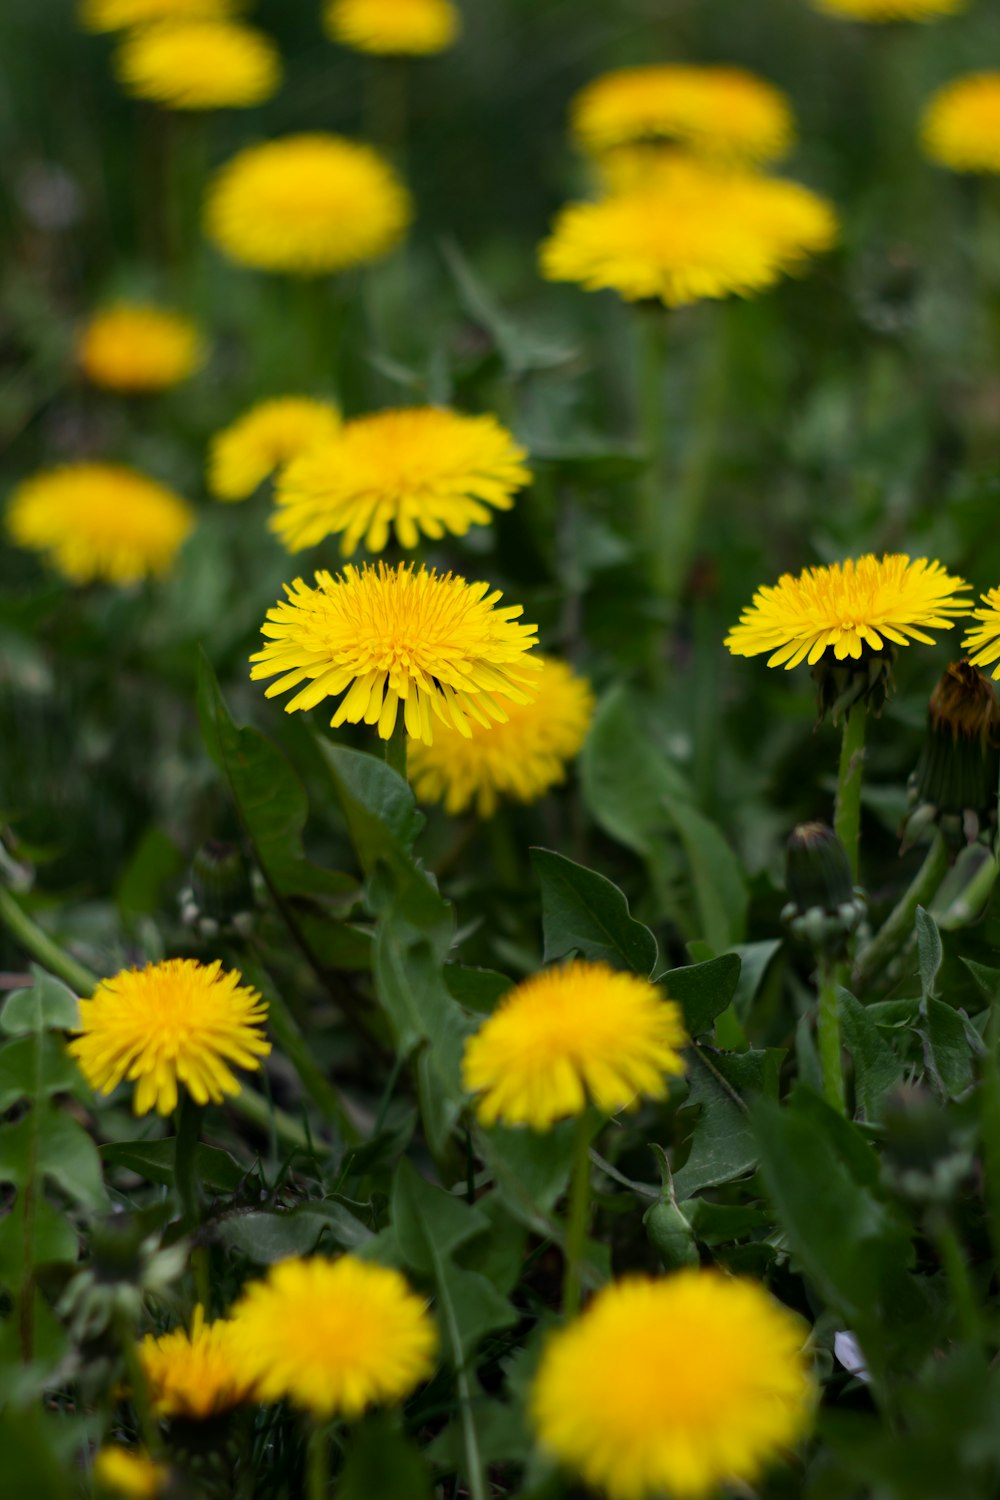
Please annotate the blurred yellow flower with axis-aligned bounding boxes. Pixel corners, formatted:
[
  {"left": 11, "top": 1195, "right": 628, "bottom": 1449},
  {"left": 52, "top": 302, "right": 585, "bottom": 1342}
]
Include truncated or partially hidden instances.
[
  {"left": 921, "top": 74, "right": 1000, "bottom": 173},
  {"left": 251, "top": 562, "right": 540, "bottom": 743},
  {"left": 571, "top": 65, "right": 795, "bottom": 164},
  {"left": 114, "top": 19, "right": 281, "bottom": 110},
  {"left": 92, "top": 1448, "right": 168, "bottom": 1498},
  {"left": 204, "top": 133, "right": 412, "bottom": 275},
  {"left": 325, "top": 0, "right": 460, "bottom": 54},
  {"left": 725, "top": 554, "right": 970, "bottom": 669},
  {"left": 228, "top": 1256, "right": 437, "bottom": 1418},
  {"left": 68, "top": 958, "right": 270, "bottom": 1116},
  {"left": 531, "top": 1271, "right": 815, "bottom": 1500},
  {"left": 962, "top": 588, "right": 1000, "bottom": 679},
  {"left": 6, "top": 463, "right": 194, "bottom": 585},
  {"left": 271, "top": 406, "right": 530, "bottom": 555},
  {"left": 78, "top": 302, "right": 205, "bottom": 392},
  {"left": 812, "top": 0, "right": 966, "bottom": 17},
  {"left": 539, "top": 158, "right": 837, "bottom": 307},
  {"left": 141, "top": 1307, "right": 253, "bottom": 1418},
  {"left": 409, "top": 655, "right": 594, "bottom": 816},
  {"left": 462, "top": 960, "right": 687, "bottom": 1130},
  {"left": 208, "top": 396, "right": 341, "bottom": 501},
  {"left": 80, "top": 0, "right": 240, "bottom": 32}
]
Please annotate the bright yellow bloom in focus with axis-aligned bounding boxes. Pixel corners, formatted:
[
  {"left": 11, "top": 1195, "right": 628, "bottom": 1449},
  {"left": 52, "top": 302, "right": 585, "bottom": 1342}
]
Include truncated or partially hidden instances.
[
  {"left": 812, "top": 0, "right": 966, "bottom": 18},
  {"left": 462, "top": 960, "right": 687, "bottom": 1130},
  {"left": 92, "top": 1448, "right": 168, "bottom": 1499},
  {"left": 539, "top": 158, "right": 838, "bottom": 308},
  {"left": 922, "top": 74, "right": 1000, "bottom": 174},
  {"left": 80, "top": 0, "right": 240, "bottom": 32},
  {"left": 228, "top": 1255, "right": 437, "bottom": 1418},
  {"left": 325, "top": 0, "right": 460, "bottom": 54},
  {"left": 725, "top": 554, "right": 970, "bottom": 670},
  {"left": 571, "top": 65, "right": 794, "bottom": 164},
  {"left": 68, "top": 958, "right": 270, "bottom": 1116},
  {"left": 141, "top": 1307, "right": 253, "bottom": 1418},
  {"left": 251, "top": 562, "right": 541, "bottom": 744},
  {"left": 208, "top": 396, "right": 341, "bottom": 501},
  {"left": 78, "top": 302, "right": 204, "bottom": 393},
  {"left": 6, "top": 463, "right": 194, "bottom": 586},
  {"left": 962, "top": 589, "right": 1000, "bottom": 679},
  {"left": 204, "top": 133, "right": 412, "bottom": 276},
  {"left": 531, "top": 1271, "right": 815, "bottom": 1500},
  {"left": 409, "top": 655, "right": 594, "bottom": 817},
  {"left": 271, "top": 406, "right": 530, "bottom": 556},
  {"left": 115, "top": 20, "right": 281, "bottom": 110}
]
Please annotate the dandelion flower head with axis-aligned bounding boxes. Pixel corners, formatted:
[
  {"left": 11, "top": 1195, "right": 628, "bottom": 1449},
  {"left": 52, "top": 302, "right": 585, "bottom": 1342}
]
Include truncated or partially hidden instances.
[
  {"left": 251, "top": 562, "right": 541, "bottom": 744},
  {"left": 725, "top": 554, "right": 970, "bottom": 670},
  {"left": 571, "top": 65, "right": 795, "bottom": 164},
  {"left": 462, "top": 959, "right": 687, "bottom": 1130},
  {"left": 80, "top": 0, "right": 240, "bottom": 32},
  {"left": 114, "top": 19, "right": 281, "bottom": 110},
  {"left": 962, "top": 588, "right": 1000, "bottom": 680},
  {"left": 77, "top": 302, "right": 205, "bottom": 393},
  {"left": 204, "top": 133, "right": 412, "bottom": 275},
  {"left": 325, "top": 0, "right": 460, "bottom": 54},
  {"left": 141, "top": 1307, "right": 254, "bottom": 1419},
  {"left": 208, "top": 396, "right": 341, "bottom": 501},
  {"left": 811, "top": 0, "right": 967, "bottom": 18},
  {"left": 68, "top": 958, "right": 270, "bottom": 1116},
  {"left": 271, "top": 406, "right": 530, "bottom": 556},
  {"left": 6, "top": 463, "right": 194, "bottom": 586},
  {"left": 531, "top": 1270, "right": 815, "bottom": 1500},
  {"left": 922, "top": 74, "right": 1000, "bottom": 174},
  {"left": 539, "top": 157, "right": 838, "bottom": 308},
  {"left": 409, "top": 655, "right": 594, "bottom": 817},
  {"left": 228, "top": 1255, "right": 437, "bottom": 1418},
  {"left": 91, "top": 1448, "right": 168, "bottom": 1499}
]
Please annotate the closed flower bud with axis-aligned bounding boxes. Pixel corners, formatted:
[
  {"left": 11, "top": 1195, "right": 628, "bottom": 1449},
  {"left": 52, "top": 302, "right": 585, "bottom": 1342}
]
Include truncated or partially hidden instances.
[
  {"left": 879, "top": 1084, "right": 975, "bottom": 1206},
  {"left": 782, "top": 822, "right": 866, "bottom": 957},
  {"left": 180, "top": 840, "right": 255, "bottom": 937},
  {"left": 904, "top": 660, "right": 1000, "bottom": 851}
]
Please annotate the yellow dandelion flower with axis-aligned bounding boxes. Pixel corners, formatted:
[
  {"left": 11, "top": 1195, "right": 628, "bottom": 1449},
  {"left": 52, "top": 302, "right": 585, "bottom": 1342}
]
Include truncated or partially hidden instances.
[
  {"left": 539, "top": 158, "right": 838, "bottom": 308},
  {"left": 92, "top": 1448, "right": 168, "bottom": 1499},
  {"left": 6, "top": 463, "right": 194, "bottom": 586},
  {"left": 80, "top": 0, "right": 240, "bottom": 32},
  {"left": 77, "top": 302, "right": 205, "bottom": 393},
  {"left": 324, "top": 0, "right": 460, "bottom": 55},
  {"left": 962, "top": 588, "right": 1000, "bottom": 679},
  {"left": 571, "top": 65, "right": 794, "bottom": 164},
  {"left": 114, "top": 20, "right": 281, "bottom": 111},
  {"left": 409, "top": 655, "right": 594, "bottom": 817},
  {"left": 462, "top": 960, "right": 687, "bottom": 1130},
  {"left": 208, "top": 396, "right": 342, "bottom": 501},
  {"left": 921, "top": 74, "right": 1000, "bottom": 174},
  {"left": 140, "top": 1307, "right": 253, "bottom": 1418},
  {"left": 67, "top": 958, "right": 270, "bottom": 1116},
  {"left": 531, "top": 1270, "right": 815, "bottom": 1500},
  {"left": 725, "top": 554, "right": 970, "bottom": 670},
  {"left": 228, "top": 1255, "right": 437, "bottom": 1418},
  {"left": 811, "top": 0, "right": 966, "bottom": 18},
  {"left": 271, "top": 406, "right": 530, "bottom": 556},
  {"left": 204, "top": 133, "right": 412, "bottom": 276},
  {"left": 250, "top": 562, "right": 541, "bottom": 744}
]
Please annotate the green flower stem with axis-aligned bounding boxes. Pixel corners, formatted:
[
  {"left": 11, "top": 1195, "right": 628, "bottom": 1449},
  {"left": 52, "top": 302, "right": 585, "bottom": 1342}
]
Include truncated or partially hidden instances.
[
  {"left": 366, "top": 56, "right": 409, "bottom": 160},
  {"left": 228, "top": 1083, "right": 312, "bottom": 1156},
  {"left": 307, "top": 1420, "right": 328, "bottom": 1500},
  {"left": 0, "top": 887, "right": 99, "bottom": 997},
  {"left": 817, "top": 955, "right": 846, "bottom": 1118},
  {"left": 664, "top": 303, "right": 731, "bottom": 603},
  {"left": 980, "top": 994, "right": 1000, "bottom": 1269},
  {"left": 117, "top": 1313, "right": 163, "bottom": 1460},
  {"left": 384, "top": 717, "right": 408, "bottom": 782},
  {"left": 939, "top": 850, "right": 999, "bottom": 931},
  {"left": 928, "top": 1212, "right": 982, "bottom": 1346},
  {"left": 852, "top": 832, "right": 949, "bottom": 992},
  {"left": 174, "top": 1094, "right": 205, "bottom": 1232},
  {"left": 563, "top": 1113, "right": 594, "bottom": 1319},
  {"left": 834, "top": 707, "right": 867, "bottom": 885},
  {"left": 636, "top": 305, "right": 670, "bottom": 606}
]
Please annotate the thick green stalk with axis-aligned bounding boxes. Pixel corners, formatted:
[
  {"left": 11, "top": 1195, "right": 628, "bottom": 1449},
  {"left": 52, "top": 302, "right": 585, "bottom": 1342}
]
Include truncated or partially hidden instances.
[
  {"left": 939, "top": 851, "right": 999, "bottom": 930},
  {"left": 817, "top": 956, "right": 846, "bottom": 1117},
  {"left": 0, "top": 887, "right": 98, "bottom": 996},
  {"left": 928, "top": 1213, "right": 982, "bottom": 1346},
  {"left": 307, "top": 1422, "right": 328, "bottom": 1500},
  {"left": 563, "top": 1114, "right": 594, "bottom": 1319},
  {"left": 834, "top": 708, "right": 867, "bottom": 884},
  {"left": 980, "top": 995, "right": 1000, "bottom": 1269},
  {"left": 384, "top": 716, "right": 408, "bottom": 781},
  {"left": 174, "top": 1094, "right": 205, "bottom": 1231},
  {"left": 117, "top": 1314, "right": 164, "bottom": 1460},
  {"left": 852, "top": 832, "right": 949, "bottom": 992},
  {"left": 636, "top": 307, "right": 670, "bottom": 603}
]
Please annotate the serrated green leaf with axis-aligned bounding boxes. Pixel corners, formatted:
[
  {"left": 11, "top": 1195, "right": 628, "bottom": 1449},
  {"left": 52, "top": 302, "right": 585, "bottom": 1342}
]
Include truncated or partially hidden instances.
[
  {"left": 921, "top": 999, "right": 978, "bottom": 1100},
  {"left": 319, "top": 741, "right": 424, "bottom": 875},
  {"left": 100, "top": 1139, "right": 248, "bottom": 1193},
  {"left": 916, "top": 906, "right": 943, "bottom": 1001},
  {"left": 660, "top": 954, "right": 741, "bottom": 1036},
  {"left": 0, "top": 1033, "right": 81, "bottom": 1113},
  {"left": 444, "top": 965, "right": 513, "bottom": 1013},
  {"left": 661, "top": 797, "right": 749, "bottom": 950},
  {"left": 212, "top": 1203, "right": 373, "bottom": 1263},
  {"left": 1, "top": 970, "right": 80, "bottom": 1036},
  {"left": 338, "top": 1414, "right": 433, "bottom": 1500},
  {"left": 672, "top": 1046, "right": 783, "bottom": 1198},
  {"left": 0, "top": 1197, "right": 78, "bottom": 1286},
  {"left": 0, "top": 1109, "right": 107, "bottom": 1213},
  {"left": 531, "top": 847, "right": 658, "bottom": 974},
  {"left": 840, "top": 989, "right": 906, "bottom": 1123},
  {"left": 579, "top": 686, "right": 691, "bottom": 859},
  {"left": 477, "top": 1121, "right": 576, "bottom": 1237}
]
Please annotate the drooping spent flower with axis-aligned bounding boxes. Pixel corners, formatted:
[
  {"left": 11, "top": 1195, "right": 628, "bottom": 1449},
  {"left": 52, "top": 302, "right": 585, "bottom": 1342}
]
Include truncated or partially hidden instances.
[
  {"left": 324, "top": 0, "right": 460, "bottom": 54},
  {"left": 462, "top": 959, "right": 687, "bottom": 1130},
  {"left": 904, "top": 660, "right": 1000, "bottom": 849},
  {"left": 409, "top": 654, "right": 594, "bottom": 817},
  {"left": 228, "top": 1256, "right": 437, "bottom": 1418},
  {"left": 77, "top": 303, "right": 205, "bottom": 392},
  {"left": 271, "top": 406, "right": 531, "bottom": 555},
  {"left": 250, "top": 562, "right": 540, "bottom": 744},
  {"left": 921, "top": 74, "right": 1000, "bottom": 175},
  {"left": 141, "top": 1307, "right": 254, "bottom": 1419},
  {"left": 531, "top": 1270, "right": 815, "bottom": 1500},
  {"left": 204, "top": 134, "right": 412, "bottom": 275},
  {"left": 68, "top": 958, "right": 270, "bottom": 1116},
  {"left": 6, "top": 463, "right": 194, "bottom": 585},
  {"left": 114, "top": 20, "right": 282, "bottom": 110},
  {"left": 208, "top": 396, "right": 341, "bottom": 501}
]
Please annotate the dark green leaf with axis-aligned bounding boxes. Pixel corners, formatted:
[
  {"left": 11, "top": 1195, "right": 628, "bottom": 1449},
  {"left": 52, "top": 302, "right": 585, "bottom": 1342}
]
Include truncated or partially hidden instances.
[
  {"left": 212, "top": 1204, "right": 372, "bottom": 1262},
  {"left": 920, "top": 999, "right": 977, "bottom": 1100},
  {"left": 1, "top": 970, "right": 80, "bottom": 1036},
  {"left": 100, "top": 1139, "right": 247, "bottom": 1194},
  {"left": 840, "top": 989, "right": 906, "bottom": 1122},
  {"left": 579, "top": 686, "right": 691, "bottom": 859},
  {"left": 0, "top": 1110, "right": 107, "bottom": 1212},
  {"left": 661, "top": 798, "right": 749, "bottom": 950},
  {"left": 444, "top": 965, "right": 513, "bottom": 1013},
  {"left": 916, "top": 906, "right": 943, "bottom": 1001},
  {"left": 319, "top": 741, "right": 424, "bottom": 875},
  {"left": 0, "top": 1033, "right": 82, "bottom": 1113},
  {"left": 672, "top": 1046, "right": 783, "bottom": 1198},
  {"left": 339, "top": 1415, "right": 433, "bottom": 1500},
  {"left": 660, "top": 954, "right": 741, "bottom": 1036},
  {"left": 531, "top": 847, "right": 658, "bottom": 974}
]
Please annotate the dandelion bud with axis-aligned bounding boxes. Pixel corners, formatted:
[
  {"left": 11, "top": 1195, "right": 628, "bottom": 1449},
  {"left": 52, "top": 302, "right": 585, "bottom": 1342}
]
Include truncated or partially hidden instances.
[
  {"left": 879, "top": 1085, "right": 975, "bottom": 1207},
  {"left": 180, "top": 840, "right": 255, "bottom": 938},
  {"left": 782, "top": 822, "right": 866, "bottom": 956},
  {"left": 903, "top": 660, "right": 1000, "bottom": 851}
]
